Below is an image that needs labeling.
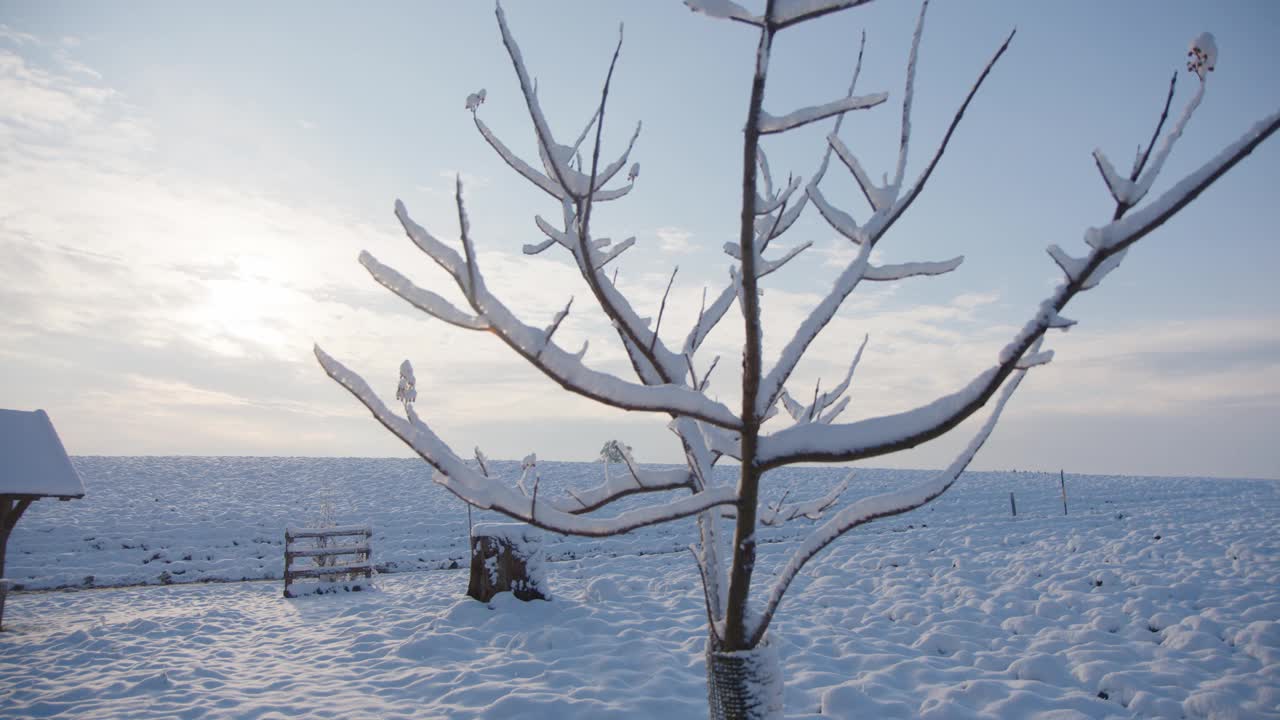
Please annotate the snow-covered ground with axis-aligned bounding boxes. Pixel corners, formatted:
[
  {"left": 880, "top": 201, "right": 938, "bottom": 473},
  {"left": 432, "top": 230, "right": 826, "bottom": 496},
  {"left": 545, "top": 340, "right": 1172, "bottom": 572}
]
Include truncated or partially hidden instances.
[{"left": 3, "top": 457, "right": 1278, "bottom": 718}]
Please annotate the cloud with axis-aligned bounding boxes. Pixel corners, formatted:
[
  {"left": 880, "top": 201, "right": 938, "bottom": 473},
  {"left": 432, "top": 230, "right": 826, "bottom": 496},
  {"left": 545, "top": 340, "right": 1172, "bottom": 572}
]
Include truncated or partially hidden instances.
[
  {"left": 1023, "top": 316, "right": 1280, "bottom": 417},
  {"left": 655, "top": 226, "right": 695, "bottom": 254},
  {"left": 0, "top": 25, "right": 39, "bottom": 46}
]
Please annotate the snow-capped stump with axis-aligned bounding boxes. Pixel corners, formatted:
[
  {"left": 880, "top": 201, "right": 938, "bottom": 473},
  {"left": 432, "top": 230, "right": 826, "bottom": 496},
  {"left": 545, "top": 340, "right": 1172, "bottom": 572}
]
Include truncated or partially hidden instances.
[{"left": 467, "top": 523, "right": 548, "bottom": 603}]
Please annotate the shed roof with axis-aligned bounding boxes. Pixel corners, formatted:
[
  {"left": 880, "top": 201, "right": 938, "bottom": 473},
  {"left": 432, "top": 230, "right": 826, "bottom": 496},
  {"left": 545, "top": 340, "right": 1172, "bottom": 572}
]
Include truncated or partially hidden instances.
[{"left": 0, "top": 409, "right": 85, "bottom": 499}]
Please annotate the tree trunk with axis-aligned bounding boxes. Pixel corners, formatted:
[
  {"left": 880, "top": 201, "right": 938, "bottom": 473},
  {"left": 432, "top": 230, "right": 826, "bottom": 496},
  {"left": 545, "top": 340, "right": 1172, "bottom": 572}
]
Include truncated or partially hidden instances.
[
  {"left": 705, "top": 633, "right": 783, "bottom": 720},
  {"left": 466, "top": 523, "right": 549, "bottom": 603}
]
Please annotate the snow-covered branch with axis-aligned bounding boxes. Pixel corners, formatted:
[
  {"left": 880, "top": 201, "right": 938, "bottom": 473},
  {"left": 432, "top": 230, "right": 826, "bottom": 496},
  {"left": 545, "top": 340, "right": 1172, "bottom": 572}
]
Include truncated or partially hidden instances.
[
  {"left": 359, "top": 252, "right": 489, "bottom": 331},
  {"left": 771, "top": 0, "right": 874, "bottom": 29},
  {"left": 759, "top": 475, "right": 849, "bottom": 527},
  {"left": 758, "top": 92, "right": 887, "bottom": 135},
  {"left": 483, "top": 10, "right": 698, "bottom": 390},
  {"left": 683, "top": 280, "right": 738, "bottom": 357},
  {"left": 485, "top": 5, "right": 637, "bottom": 205},
  {"left": 751, "top": 355, "right": 1032, "bottom": 644},
  {"left": 810, "top": 26, "right": 1015, "bottom": 246},
  {"left": 775, "top": 335, "right": 867, "bottom": 427},
  {"left": 683, "top": 0, "right": 763, "bottom": 27},
  {"left": 560, "top": 462, "right": 696, "bottom": 515},
  {"left": 755, "top": 240, "right": 872, "bottom": 416},
  {"left": 388, "top": 198, "right": 741, "bottom": 428},
  {"left": 863, "top": 256, "right": 963, "bottom": 281},
  {"left": 762, "top": 105, "right": 1280, "bottom": 469},
  {"left": 315, "top": 346, "right": 737, "bottom": 537},
  {"left": 768, "top": 26, "right": 1013, "bottom": 413},
  {"left": 685, "top": 0, "right": 876, "bottom": 29},
  {"left": 1094, "top": 56, "right": 1206, "bottom": 211}
]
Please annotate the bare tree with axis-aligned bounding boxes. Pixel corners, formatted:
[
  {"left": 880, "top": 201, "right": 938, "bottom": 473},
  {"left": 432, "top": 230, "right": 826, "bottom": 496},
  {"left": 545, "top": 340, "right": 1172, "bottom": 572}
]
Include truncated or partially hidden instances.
[{"left": 317, "top": 2, "right": 1277, "bottom": 717}]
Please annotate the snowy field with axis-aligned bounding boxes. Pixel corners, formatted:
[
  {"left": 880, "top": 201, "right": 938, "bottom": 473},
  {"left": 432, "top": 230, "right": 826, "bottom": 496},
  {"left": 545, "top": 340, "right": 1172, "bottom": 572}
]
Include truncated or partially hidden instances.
[{"left": 2, "top": 457, "right": 1279, "bottom": 718}]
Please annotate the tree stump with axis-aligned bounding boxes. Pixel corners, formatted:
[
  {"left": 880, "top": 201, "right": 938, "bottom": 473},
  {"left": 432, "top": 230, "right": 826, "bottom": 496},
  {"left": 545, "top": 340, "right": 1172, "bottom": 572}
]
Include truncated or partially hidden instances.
[{"left": 467, "top": 523, "right": 549, "bottom": 602}]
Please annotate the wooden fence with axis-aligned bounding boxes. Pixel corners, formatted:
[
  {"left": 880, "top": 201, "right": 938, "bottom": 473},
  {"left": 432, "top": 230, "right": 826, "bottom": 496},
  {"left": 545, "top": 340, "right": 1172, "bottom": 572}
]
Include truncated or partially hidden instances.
[{"left": 283, "top": 525, "right": 372, "bottom": 598}]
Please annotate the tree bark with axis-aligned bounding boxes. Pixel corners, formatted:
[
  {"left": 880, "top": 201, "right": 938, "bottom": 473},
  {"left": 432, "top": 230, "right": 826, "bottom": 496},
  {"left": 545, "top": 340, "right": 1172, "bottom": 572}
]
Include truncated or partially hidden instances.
[{"left": 467, "top": 525, "right": 549, "bottom": 603}]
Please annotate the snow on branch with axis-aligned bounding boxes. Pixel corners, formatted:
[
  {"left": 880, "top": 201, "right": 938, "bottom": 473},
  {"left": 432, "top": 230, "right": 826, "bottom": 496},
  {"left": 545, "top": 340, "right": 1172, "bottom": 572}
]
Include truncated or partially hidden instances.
[
  {"left": 390, "top": 197, "right": 742, "bottom": 428},
  {"left": 523, "top": 237, "right": 557, "bottom": 256},
  {"left": 891, "top": 0, "right": 930, "bottom": 195},
  {"left": 359, "top": 251, "right": 489, "bottom": 331},
  {"left": 477, "top": 9, "right": 720, "bottom": 398},
  {"left": 1045, "top": 244, "right": 1087, "bottom": 284},
  {"left": 314, "top": 346, "right": 737, "bottom": 537},
  {"left": 827, "top": 134, "right": 893, "bottom": 212},
  {"left": 775, "top": 27, "right": 1013, "bottom": 422},
  {"left": 488, "top": 4, "right": 638, "bottom": 205},
  {"left": 757, "top": 343, "right": 1028, "bottom": 468},
  {"left": 759, "top": 474, "right": 849, "bottom": 527},
  {"left": 683, "top": 276, "right": 739, "bottom": 357},
  {"left": 1091, "top": 149, "right": 1137, "bottom": 208},
  {"left": 750, "top": 358, "right": 1032, "bottom": 645},
  {"left": 473, "top": 117, "right": 566, "bottom": 200},
  {"left": 863, "top": 256, "right": 963, "bottom": 281},
  {"left": 560, "top": 457, "right": 696, "bottom": 515},
  {"left": 756, "top": 241, "right": 812, "bottom": 277},
  {"left": 683, "top": 0, "right": 763, "bottom": 27},
  {"left": 593, "top": 236, "right": 636, "bottom": 270},
  {"left": 1015, "top": 349, "right": 1054, "bottom": 369},
  {"left": 770, "top": 0, "right": 874, "bottom": 29},
  {"left": 1081, "top": 107, "right": 1280, "bottom": 257},
  {"left": 755, "top": 175, "right": 800, "bottom": 215},
  {"left": 758, "top": 92, "right": 887, "bottom": 135},
  {"left": 775, "top": 334, "right": 867, "bottom": 428},
  {"left": 1125, "top": 55, "right": 1208, "bottom": 207},
  {"left": 1094, "top": 48, "right": 1208, "bottom": 211},
  {"left": 806, "top": 177, "right": 865, "bottom": 244},
  {"left": 812, "top": 26, "right": 1015, "bottom": 248},
  {"left": 756, "top": 241, "right": 872, "bottom": 416},
  {"left": 760, "top": 104, "right": 1280, "bottom": 469}
]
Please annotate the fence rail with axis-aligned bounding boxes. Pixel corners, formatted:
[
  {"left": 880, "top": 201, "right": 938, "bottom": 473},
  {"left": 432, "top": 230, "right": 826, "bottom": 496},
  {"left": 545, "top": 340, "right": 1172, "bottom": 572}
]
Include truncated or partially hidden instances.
[{"left": 284, "top": 526, "right": 373, "bottom": 598}]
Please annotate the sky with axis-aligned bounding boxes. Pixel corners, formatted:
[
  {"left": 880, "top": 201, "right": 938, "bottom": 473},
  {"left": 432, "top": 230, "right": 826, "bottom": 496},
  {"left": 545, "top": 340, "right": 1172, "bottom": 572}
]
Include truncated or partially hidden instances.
[{"left": 1, "top": 1, "right": 1278, "bottom": 479}]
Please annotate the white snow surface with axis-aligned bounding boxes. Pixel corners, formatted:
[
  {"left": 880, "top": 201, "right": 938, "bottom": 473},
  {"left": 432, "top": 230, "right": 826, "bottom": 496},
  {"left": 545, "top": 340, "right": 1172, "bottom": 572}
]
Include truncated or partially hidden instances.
[{"left": 3, "top": 457, "right": 1279, "bottom": 718}]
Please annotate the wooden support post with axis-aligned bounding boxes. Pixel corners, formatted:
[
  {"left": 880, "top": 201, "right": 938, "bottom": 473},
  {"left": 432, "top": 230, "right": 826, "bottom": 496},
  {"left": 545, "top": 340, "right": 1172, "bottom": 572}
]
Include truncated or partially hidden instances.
[
  {"left": 1060, "top": 469, "right": 1068, "bottom": 516},
  {"left": 0, "top": 497, "right": 33, "bottom": 632},
  {"left": 1009, "top": 492, "right": 1017, "bottom": 517}
]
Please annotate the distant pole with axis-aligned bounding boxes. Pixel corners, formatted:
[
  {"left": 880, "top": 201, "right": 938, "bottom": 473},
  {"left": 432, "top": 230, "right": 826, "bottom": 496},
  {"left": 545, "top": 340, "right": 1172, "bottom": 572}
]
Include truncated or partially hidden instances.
[
  {"left": 1009, "top": 492, "right": 1017, "bottom": 517},
  {"left": 1060, "top": 470, "right": 1068, "bottom": 516}
]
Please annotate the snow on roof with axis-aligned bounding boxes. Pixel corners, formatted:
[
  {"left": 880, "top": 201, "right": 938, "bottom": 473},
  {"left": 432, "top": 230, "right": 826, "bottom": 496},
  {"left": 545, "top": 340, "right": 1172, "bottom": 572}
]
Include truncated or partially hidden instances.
[{"left": 0, "top": 409, "right": 85, "bottom": 499}]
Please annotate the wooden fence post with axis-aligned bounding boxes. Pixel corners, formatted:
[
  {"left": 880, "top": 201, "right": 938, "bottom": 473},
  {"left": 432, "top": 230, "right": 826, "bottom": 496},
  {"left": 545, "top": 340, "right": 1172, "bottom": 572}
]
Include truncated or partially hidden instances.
[
  {"left": 1009, "top": 492, "right": 1017, "bottom": 517},
  {"left": 1060, "top": 470, "right": 1068, "bottom": 516}
]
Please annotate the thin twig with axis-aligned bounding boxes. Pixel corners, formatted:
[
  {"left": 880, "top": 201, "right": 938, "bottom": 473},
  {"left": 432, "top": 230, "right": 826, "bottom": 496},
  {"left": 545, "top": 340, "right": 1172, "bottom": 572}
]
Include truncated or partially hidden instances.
[
  {"left": 650, "top": 267, "right": 679, "bottom": 353},
  {"left": 870, "top": 27, "right": 1016, "bottom": 247},
  {"left": 1116, "top": 71, "right": 1177, "bottom": 220}
]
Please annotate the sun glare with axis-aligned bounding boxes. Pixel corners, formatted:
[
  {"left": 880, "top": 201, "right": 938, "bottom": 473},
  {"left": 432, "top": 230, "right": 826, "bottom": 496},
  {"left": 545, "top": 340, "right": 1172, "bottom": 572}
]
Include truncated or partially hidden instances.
[{"left": 184, "top": 258, "right": 300, "bottom": 358}]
